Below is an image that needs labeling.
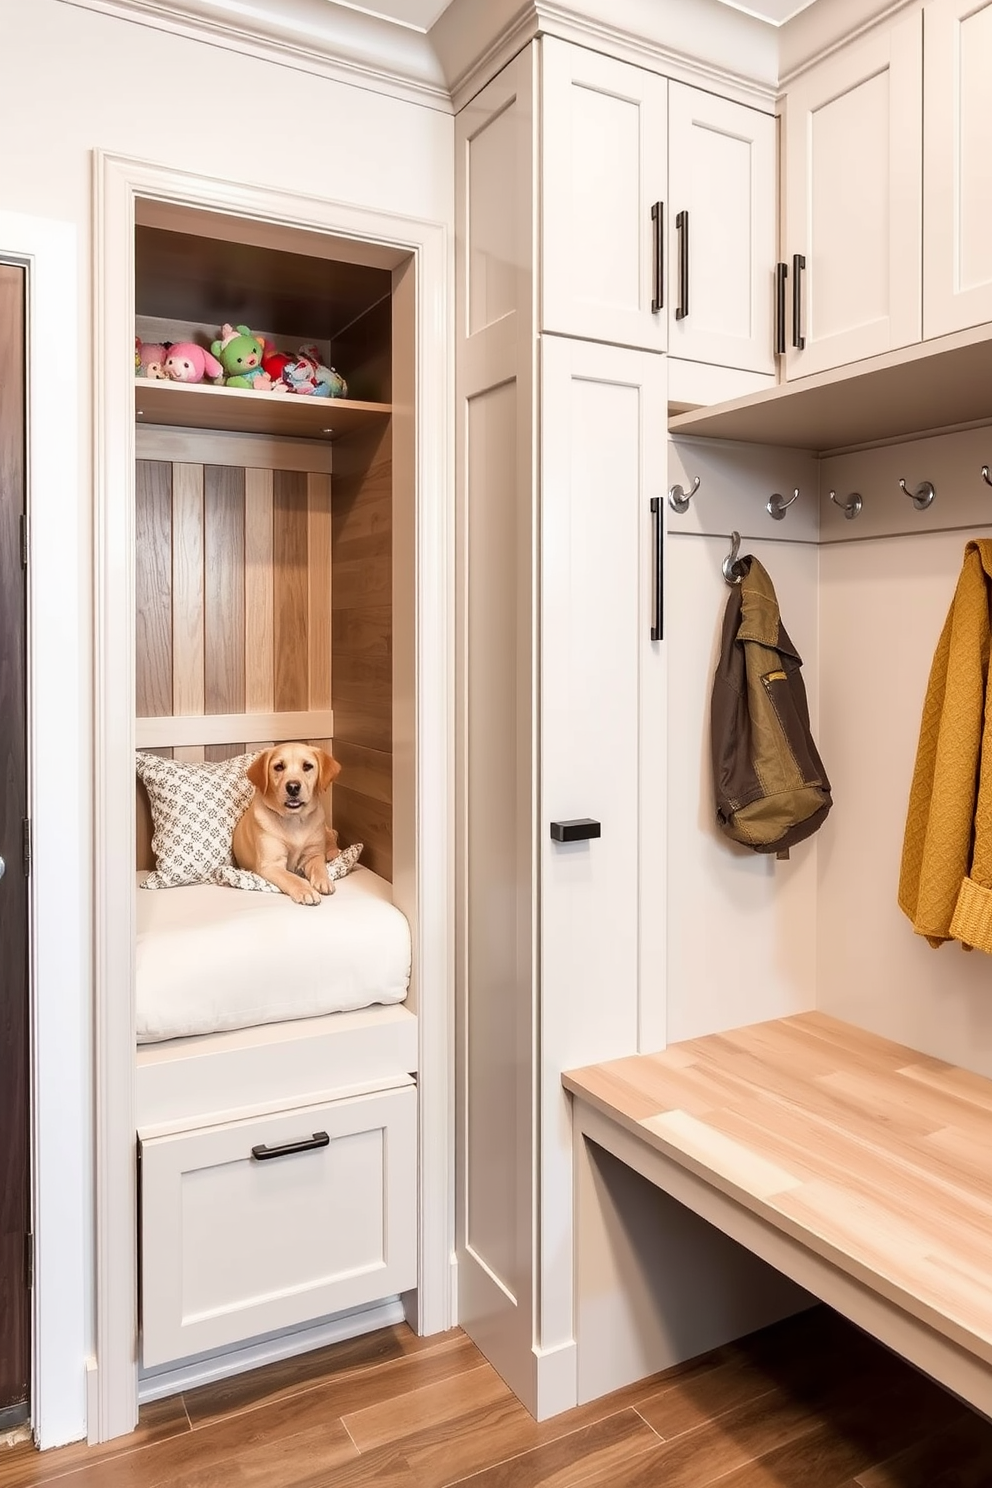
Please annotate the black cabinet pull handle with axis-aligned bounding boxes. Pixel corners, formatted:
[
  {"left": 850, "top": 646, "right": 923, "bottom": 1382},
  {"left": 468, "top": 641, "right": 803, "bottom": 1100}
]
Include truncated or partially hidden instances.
[
  {"left": 775, "top": 262, "right": 787, "bottom": 355},
  {"left": 792, "top": 252, "right": 806, "bottom": 350},
  {"left": 550, "top": 819, "right": 601, "bottom": 843},
  {"left": 251, "top": 1131, "right": 330, "bottom": 1161},
  {"left": 675, "top": 210, "right": 689, "bottom": 321},
  {"left": 650, "top": 495, "right": 663, "bottom": 641},
  {"left": 651, "top": 201, "right": 664, "bottom": 314}
]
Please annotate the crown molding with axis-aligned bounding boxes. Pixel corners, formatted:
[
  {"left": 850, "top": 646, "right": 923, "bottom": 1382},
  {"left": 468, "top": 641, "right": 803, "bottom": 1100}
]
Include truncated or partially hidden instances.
[
  {"left": 432, "top": 0, "right": 780, "bottom": 111},
  {"left": 59, "top": 0, "right": 452, "bottom": 111},
  {"left": 778, "top": 0, "right": 917, "bottom": 82}
]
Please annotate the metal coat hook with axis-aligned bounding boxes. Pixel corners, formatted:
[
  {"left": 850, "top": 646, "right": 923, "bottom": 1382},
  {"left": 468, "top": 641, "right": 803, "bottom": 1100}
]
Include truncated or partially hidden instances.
[
  {"left": 767, "top": 488, "right": 800, "bottom": 521},
  {"left": 982, "top": 465, "right": 992, "bottom": 488},
  {"left": 722, "top": 530, "right": 745, "bottom": 585},
  {"left": 829, "top": 489, "right": 863, "bottom": 520},
  {"left": 899, "top": 477, "right": 935, "bottom": 510},
  {"left": 668, "top": 475, "right": 701, "bottom": 514}
]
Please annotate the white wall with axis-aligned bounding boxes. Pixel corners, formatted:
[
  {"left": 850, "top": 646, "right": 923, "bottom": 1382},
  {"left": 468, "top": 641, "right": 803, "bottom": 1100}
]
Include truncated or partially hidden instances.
[
  {"left": 0, "top": 0, "right": 452, "bottom": 1445},
  {"left": 816, "top": 429, "right": 992, "bottom": 1076},
  {"left": 665, "top": 438, "right": 821, "bottom": 1044}
]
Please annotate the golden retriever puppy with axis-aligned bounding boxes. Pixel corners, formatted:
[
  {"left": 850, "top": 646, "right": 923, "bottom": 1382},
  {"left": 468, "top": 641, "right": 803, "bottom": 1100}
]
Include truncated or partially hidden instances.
[{"left": 233, "top": 744, "right": 341, "bottom": 905}]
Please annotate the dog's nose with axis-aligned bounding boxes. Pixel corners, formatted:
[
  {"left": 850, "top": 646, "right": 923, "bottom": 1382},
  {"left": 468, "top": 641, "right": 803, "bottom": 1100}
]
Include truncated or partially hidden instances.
[{"left": 286, "top": 780, "right": 302, "bottom": 797}]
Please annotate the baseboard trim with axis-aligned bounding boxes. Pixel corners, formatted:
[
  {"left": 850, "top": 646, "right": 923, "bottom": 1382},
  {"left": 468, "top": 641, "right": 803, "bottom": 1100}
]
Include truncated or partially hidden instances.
[{"left": 137, "top": 1297, "right": 407, "bottom": 1403}]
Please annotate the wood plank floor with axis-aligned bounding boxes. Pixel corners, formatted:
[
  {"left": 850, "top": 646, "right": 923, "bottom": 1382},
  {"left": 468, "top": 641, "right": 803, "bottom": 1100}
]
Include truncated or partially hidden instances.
[
  {"left": 3, "top": 1306, "right": 992, "bottom": 1487},
  {"left": 564, "top": 1011, "right": 992, "bottom": 1365}
]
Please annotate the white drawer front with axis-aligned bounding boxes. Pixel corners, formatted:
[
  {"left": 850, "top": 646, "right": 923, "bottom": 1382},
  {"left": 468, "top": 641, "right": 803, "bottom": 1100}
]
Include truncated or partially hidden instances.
[{"left": 139, "top": 1083, "right": 416, "bottom": 1367}]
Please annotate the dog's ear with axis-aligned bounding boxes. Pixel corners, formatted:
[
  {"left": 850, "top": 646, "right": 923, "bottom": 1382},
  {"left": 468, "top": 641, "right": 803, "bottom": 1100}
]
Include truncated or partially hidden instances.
[
  {"left": 316, "top": 748, "right": 341, "bottom": 793},
  {"left": 246, "top": 749, "right": 271, "bottom": 793}
]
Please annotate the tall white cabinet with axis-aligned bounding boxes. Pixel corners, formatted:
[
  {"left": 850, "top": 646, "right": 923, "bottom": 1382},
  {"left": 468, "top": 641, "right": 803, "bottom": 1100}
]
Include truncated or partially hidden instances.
[{"left": 456, "top": 41, "right": 667, "bottom": 1417}]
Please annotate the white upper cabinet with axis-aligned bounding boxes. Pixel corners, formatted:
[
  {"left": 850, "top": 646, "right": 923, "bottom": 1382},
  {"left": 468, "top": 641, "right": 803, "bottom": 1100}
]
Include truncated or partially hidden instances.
[
  {"left": 781, "top": 10, "right": 923, "bottom": 379},
  {"left": 541, "top": 38, "right": 668, "bottom": 352},
  {"left": 667, "top": 84, "right": 777, "bottom": 376},
  {"left": 924, "top": 0, "right": 992, "bottom": 337}
]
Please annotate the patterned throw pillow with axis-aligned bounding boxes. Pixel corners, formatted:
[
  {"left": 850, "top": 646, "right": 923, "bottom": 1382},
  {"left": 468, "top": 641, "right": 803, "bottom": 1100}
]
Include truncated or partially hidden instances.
[
  {"left": 136, "top": 751, "right": 258, "bottom": 889},
  {"left": 211, "top": 842, "right": 364, "bottom": 893}
]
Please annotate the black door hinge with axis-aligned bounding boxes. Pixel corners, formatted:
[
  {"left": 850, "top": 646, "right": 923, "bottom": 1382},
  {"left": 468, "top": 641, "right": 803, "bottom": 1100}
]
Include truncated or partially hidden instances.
[
  {"left": 20, "top": 513, "right": 28, "bottom": 569},
  {"left": 25, "top": 1232, "right": 33, "bottom": 1291},
  {"left": 22, "top": 819, "right": 31, "bottom": 876}
]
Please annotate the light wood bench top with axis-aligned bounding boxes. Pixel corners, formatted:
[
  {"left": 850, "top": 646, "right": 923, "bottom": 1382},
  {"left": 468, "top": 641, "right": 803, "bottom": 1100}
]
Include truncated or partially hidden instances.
[{"left": 564, "top": 1011, "right": 992, "bottom": 1372}]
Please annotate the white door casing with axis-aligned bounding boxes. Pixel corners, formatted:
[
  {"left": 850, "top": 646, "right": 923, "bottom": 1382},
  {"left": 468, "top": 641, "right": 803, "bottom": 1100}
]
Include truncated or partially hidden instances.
[{"left": 94, "top": 152, "right": 453, "bottom": 1442}]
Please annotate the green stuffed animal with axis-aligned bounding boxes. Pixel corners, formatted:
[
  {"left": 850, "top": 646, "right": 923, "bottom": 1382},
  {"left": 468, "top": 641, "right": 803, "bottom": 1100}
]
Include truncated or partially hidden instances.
[{"left": 210, "top": 323, "right": 276, "bottom": 390}]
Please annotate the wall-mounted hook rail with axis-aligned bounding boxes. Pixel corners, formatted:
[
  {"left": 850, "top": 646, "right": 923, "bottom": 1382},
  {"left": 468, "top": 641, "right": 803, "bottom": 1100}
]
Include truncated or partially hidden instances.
[
  {"left": 899, "top": 477, "right": 935, "bottom": 510},
  {"left": 982, "top": 465, "right": 992, "bottom": 489},
  {"left": 829, "top": 489, "right": 863, "bottom": 521},
  {"left": 668, "top": 475, "right": 700, "bottom": 514},
  {"left": 722, "top": 530, "right": 745, "bottom": 585},
  {"left": 767, "top": 488, "right": 800, "bottom": 521}
]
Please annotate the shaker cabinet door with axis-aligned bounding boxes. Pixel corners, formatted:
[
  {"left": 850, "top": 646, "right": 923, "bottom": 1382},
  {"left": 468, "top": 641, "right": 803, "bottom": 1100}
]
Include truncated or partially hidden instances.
[
  {"left": 923, "top": 0, "right": 992, "bottom": 337},
  {"left": 541, "top": 38, "right": 668, "bottom": 351},
  {"left": 782, "top": 10, "right": 922, "bottom": 379}
]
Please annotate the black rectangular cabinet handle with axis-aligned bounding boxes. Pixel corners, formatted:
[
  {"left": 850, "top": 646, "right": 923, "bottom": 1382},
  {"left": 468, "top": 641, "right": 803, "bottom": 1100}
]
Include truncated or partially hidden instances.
[
  {"left": 675, "top": 210, "right": 689, "bottom": 321},
  {"left": 775, "top": 261, "right": 787, "bottom": 355},
  {"left": 550, "top": 819, "right": 601, "bottom": 843},
  {"left": 792, "top": 252, "right": 806, "bottom": 350},
  {"left": 252, "top": 1131, "right": 330, "bottom": 1161},
  {"left": 650, "top": 495, "right": 663, "bottom": 641},
  {"left": 651, "top": 201, "right": 664, "bottom": 314}
]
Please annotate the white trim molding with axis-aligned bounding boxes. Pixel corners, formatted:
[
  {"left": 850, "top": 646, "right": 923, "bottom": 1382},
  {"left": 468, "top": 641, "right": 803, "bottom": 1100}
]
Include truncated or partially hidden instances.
[
  {"left": 58, "top": 0, "right": 451, "bottom": 110},
  {"left": 0, "top": 211, "right": 89, "bottom": 1450},
  {"left": 94, "top": 151, "right": 454, "bottom": 1441}
]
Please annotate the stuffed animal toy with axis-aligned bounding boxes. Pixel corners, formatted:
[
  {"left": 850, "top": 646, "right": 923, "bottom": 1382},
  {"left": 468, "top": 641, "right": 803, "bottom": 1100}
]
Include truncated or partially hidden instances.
[
  {"left": 163, "top": 342, "right": 224, "bottom": 385},
  {"left": 261, "top": 346, "right": 295, "bottom": 386},
  {"left": 299, "top": 345, "right": 348, "bottom": 399},
  {"left": 210, "top": 324, "right": 278, "bottom": 390},
  {"left": 136, "top": 339, "right": 170, "bottom": 380}
]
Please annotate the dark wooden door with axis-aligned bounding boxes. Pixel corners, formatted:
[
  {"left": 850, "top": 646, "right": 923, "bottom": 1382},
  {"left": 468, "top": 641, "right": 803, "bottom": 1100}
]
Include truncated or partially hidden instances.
[{"left": 0, "top": 262, "right": 30, "bottom": 1426}]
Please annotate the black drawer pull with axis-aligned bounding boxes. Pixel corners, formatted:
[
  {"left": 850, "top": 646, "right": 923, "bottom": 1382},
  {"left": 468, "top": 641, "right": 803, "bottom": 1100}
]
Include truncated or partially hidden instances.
[
  {"left": 651, "top": 495, "right": 663, "bottom": 641},
  {"left": 550, "top": 819, "right": 601, "bottom": 843},
  {"left": 251, "top": 1131, "right": 330, "bottom": 1161},
  {"left": 675, "top": 210, "right": 689, "bottom": 321}
]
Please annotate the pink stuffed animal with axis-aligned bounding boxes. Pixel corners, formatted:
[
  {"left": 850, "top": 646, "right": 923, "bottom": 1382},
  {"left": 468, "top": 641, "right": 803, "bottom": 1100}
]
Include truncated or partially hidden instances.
[
  {"left": 137, "top": 340, "right": 170, "bottom": 380},
  {"left": 163, "top": 342, "right": 224, "bottom": 385}
]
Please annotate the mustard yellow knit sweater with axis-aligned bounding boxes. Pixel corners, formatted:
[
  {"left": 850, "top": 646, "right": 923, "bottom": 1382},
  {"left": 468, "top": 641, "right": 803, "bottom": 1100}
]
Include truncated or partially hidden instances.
[{"left": 899, "top": 538, "right": 992, "bottom": 952}]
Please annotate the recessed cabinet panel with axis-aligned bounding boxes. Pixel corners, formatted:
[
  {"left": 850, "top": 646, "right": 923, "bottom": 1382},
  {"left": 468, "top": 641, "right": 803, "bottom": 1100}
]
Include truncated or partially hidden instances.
[
  {"left": 783, "top": 10, "right": 922, "bottom": 379},
  {"left": 542, "top": 38, "right": 667, "bottom": 351},
  {"left": 924, "top": 0, "right": 992, "bottom": 337},
  {"left": 668, "top": 85, "right": 777, "bottom": 374},
  {"left": 467, "top": 94, "right": 522, "bottom": 335}
]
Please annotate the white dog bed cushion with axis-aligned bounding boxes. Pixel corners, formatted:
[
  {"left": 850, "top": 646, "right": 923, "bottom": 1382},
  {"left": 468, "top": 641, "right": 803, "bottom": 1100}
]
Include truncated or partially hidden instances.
[{"left": 135, "top": 865, "right": 411, "bottom": 1043}]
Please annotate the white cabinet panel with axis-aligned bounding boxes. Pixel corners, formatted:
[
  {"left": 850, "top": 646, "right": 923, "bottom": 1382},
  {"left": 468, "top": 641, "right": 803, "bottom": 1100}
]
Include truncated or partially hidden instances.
[
  {"left": 668, "top": 85, "right": 777, "bottom": 375},
  {"left": 539, "top": 336, "right": 667, "bottom": 1353},
  {"left": 139, "top": 1084, "right": 417, "bottom": 1367},
  {"left": 924, "top": 0, "right": 992, "bottom": 336},
  {"left": 542, "top": 38, "right": 667, "bottom": 351},
  {"left": 782, "top": 10, "right": 922, "bottom": 378}
]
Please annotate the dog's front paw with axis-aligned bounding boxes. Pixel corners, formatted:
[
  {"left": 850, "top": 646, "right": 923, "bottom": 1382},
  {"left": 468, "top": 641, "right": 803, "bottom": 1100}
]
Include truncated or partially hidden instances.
[
  {"left": 287, "top": 881, "right": 321, "bottom": 906},
  {"left": 308, "top": 868, "right": 332, "bottom": 896}
]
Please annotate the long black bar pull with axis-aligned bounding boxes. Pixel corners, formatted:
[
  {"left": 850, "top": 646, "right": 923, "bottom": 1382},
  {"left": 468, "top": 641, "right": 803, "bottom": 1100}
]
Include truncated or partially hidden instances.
[
  {"left": 650, "top": 495, "right": 663, "bottom": 641},
  {"left": 675, "top": 210, "right": 689, "bottom": 320},
  {"left": 775, "top": 261, "right": 788, "bottom": 355},
  {"left": 651, "top": 201, "right": 664, "bottom": 314},
  {"left": 792, "top": 252, "right": 806, "bottom": 350},
  {"left": 251, "top": 1131, "right": 330, "bottom": 1161}
]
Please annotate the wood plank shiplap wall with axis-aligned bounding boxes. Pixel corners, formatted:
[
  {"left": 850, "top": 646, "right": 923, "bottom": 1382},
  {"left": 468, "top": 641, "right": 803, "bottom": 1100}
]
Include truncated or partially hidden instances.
[
  {"left": 331, "top": 420, "right": 393, "bottom": 880},
  {"left": 136, "top": 435, "right": 393, "bottom": 881}
]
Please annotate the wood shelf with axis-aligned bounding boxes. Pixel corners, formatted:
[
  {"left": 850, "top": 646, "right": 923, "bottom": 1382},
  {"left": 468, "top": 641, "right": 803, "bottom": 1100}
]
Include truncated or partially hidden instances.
[
  {"left": 668, "top": 322, "right": 992, "bottom": 454},
  {"left": 135, "top": 378, "right": 391, "bottom": 442}
]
